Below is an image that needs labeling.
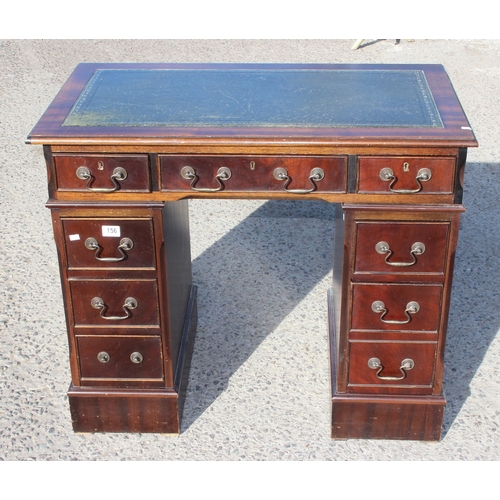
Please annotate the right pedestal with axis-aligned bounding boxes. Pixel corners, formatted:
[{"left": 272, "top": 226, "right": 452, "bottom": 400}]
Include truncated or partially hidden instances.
[{"left": 330, "top": 204, "right": 464, "bottom": 440}]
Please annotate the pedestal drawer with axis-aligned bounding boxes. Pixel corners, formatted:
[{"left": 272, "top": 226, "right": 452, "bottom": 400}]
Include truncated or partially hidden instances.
[
  {"left": 347, "top": 341, "right": 437, "bottom": 390},
  {"left": 160, "top": 155, "right": 347, "bottom": 193},
  {"left": 70, "top": 279, "right": 160, "bottom": 326},
  {"left": 54, "top": 154, "right": 151, "bottom": 192},
  {"left": 353, "top": 221, "right": 450, "bottom": 276},
  {"left": 62, "top": 218, "right": 156, "bottom": 269},
  {"left": 357, "top": 156, "right": 455, "bottom": 194},
  {"left": 351, "top": 283, "right": 443, "bottom": 333},
  {"left": 76, "top": 335, "right": 164, "bottom": 382}
]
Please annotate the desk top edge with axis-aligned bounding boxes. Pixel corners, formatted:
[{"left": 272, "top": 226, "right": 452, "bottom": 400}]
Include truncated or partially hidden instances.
[{"left": 27, "top": 63, "right": 478, "bottom": 147}]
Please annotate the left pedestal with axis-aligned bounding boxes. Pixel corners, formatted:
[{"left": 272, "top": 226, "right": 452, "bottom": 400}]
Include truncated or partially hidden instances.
[{"left": 49, "top": 200, "right": 196, "bottom": 433}]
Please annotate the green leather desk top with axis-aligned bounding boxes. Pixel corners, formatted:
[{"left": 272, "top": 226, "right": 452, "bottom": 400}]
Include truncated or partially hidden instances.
[{"left": 62, "top": 68, "right": 442, "bottom": 129}]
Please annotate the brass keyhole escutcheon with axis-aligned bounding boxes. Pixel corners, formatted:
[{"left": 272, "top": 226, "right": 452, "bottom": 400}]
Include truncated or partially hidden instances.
[{"left": 250, "top": 161, "right": 256, "bottom": 170}]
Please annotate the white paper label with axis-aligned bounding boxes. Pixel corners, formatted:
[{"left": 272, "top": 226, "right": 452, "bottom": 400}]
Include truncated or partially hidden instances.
[
  {"left": 69, "top": 234, "right": 80, "bottom": 241},
  {"left": 102, "top": 226, "right": 121, "bottom": 237}
]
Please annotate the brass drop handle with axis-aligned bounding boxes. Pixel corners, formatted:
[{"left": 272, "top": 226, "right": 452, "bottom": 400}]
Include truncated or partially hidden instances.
[
  {"left": 375, "top": 241, "right": 426, "bottom": 267},
  {"left": 180, "top": 166, "right": 231, "bottom": 192},
  {"left": 76, "top": 166, "right": 128, "bottom": 193},
  {"left": 371, "top": 300, "right": 420, "bottom": 324},
  {"left": 91, "top": 296, "right": 138, "bottom": 321},
  {"left": 368, "top": 357, "right": 415, "bottom": 380},
  {"left": 273, "top": 167, "right": 325, "bottom": 194},
  {"left": 85, "top": 237, "right": 134, "bottom": 262},
  {"left": 379, "top": 166, "right": 432, "bottom": 194}
]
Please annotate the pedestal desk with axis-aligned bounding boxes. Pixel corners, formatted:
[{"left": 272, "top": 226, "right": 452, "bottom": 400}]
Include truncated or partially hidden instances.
[{"left": 27, "top": 63, "right": 477, "bottom": 440}]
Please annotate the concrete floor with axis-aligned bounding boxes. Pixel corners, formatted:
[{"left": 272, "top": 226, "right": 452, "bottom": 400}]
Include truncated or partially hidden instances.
[{"left": 1, "top": 39, "right": 500, "bottom": 460}]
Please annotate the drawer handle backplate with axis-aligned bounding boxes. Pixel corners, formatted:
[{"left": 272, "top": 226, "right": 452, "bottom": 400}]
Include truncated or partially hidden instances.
[
  {"left": 97, "top": 351, "right": 110, "bottom": 363},
  {"left": 367, "top": 357, "right": 415, "bottom": 381},
  {"left": 85, "top": 237, "right": 134, "bottom": 262},
  {"left": 371, "top": 300, "right": 420, "bottom": 324},
  {"left": 76, "top": 166, "right": 128, "bottom": 193},
  {"left": 273, "top": 167, "right": 325, "bottom": 194},
  {"left": 375, "top": 241, "right": 426, "bottom": 267},
  {"left": 91, "top": 296, "right": 138, "bottom": 321},
  {"left": 180, "top": 166, "right": 231, "bottom": 192},
  {"left": 379, "top": 166, "right": 431, "bottom": 194},
  {"left": 130, "top": 352, "right": 144, "bottom": 364}
]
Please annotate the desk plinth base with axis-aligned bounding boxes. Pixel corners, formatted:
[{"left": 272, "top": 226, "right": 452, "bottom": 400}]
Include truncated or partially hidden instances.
[
  {"left": 328, "top": 289, "right": 445, "bottom": 441},
  {"left": 68, "top": 285, "right": 197, "bottom": 434},
  {"left": 330, "top": 393, "right": 445, "bottom": 441},
  {"left": 68, "top": 388, "right": 181, "bottom": 434}
]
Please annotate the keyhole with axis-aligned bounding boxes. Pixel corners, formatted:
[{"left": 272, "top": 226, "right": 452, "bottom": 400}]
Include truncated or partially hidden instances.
[
  {"left": 403, "top": 162, "right": 410, "bottom": 172},
  {"left": 250, "top": 161, "right": 256, "bottom": 170},
  {"left": 97, "top": 161, "right": 104, "bottom": 170}
]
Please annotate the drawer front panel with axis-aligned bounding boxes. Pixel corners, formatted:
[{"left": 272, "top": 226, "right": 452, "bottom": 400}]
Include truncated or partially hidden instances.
[
  {"left": 54, "top": 154, "right": 150, "bottom": 192},
  {"left": 70, "top": 280, "right": 160, "bottom": 326},
  {"left": 354, "top": 222, "right": 450, "bottom": 275},
  {"left": 160, "top": 155, "right": 347, "bottom": 193},
  {"left": 77, "top": 335, "right": 164, "bottom": 381},
  {"left": 348, "top": 341, "right": 436, "bottom": 389},
  {"left": 357, "top": 156, "right": 455, "bottom": 194},
  {"left": 351, "top": 283, "right": 443, "bottom": 332},
  {"left": 62, "top": 218, "right": 156, "bottom": 269}
]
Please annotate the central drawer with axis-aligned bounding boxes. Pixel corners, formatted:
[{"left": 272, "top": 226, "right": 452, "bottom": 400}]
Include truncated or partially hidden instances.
[
  {"left": 160, "top": 155, "right": 347, "bottom": 193},
  {"left": 70, "top": 279, "right": 160, "bottom": 326}
]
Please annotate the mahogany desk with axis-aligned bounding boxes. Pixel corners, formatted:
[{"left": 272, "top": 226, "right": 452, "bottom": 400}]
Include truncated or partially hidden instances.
[{"left": 27, "top": 63, "right": 477, "bottom": 440}]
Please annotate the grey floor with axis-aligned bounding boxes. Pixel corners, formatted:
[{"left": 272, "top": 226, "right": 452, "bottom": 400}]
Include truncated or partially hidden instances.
[{"left": 1, "top": 39, "right": 500, "bottom": 460}]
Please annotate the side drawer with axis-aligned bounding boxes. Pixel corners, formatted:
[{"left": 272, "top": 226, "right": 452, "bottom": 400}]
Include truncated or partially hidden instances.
[
  {"left": 76, "top": 335, "right": 164, "bottom": 383},
  {"left": 160, "top": 155, "right": 347, "bottom": 193},
  {"left": 351, "top": 283, "right": 443, "bottom": 333},
  {"left": 62, "top": 218, "right": 156, "bottom": 269},
  {"left": 70, "top": 279, "right": 160, "bottom": 326},
  {"left": 357, "top": 156, "right": 455, "bottom": 194},
  {"left": 353, "top": 221, "right": 450, "bottom": 277},
  {"left": 53, "top": 154, "right": 151, "bottom": 192},
  {"left": 347, "top": 341, "right": 437, "bottom": 391}
]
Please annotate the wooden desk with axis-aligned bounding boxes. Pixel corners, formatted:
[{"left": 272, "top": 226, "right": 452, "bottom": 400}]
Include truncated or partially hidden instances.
[{"left": 27, "top": 63, "right": 477, "bottom": 440}]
